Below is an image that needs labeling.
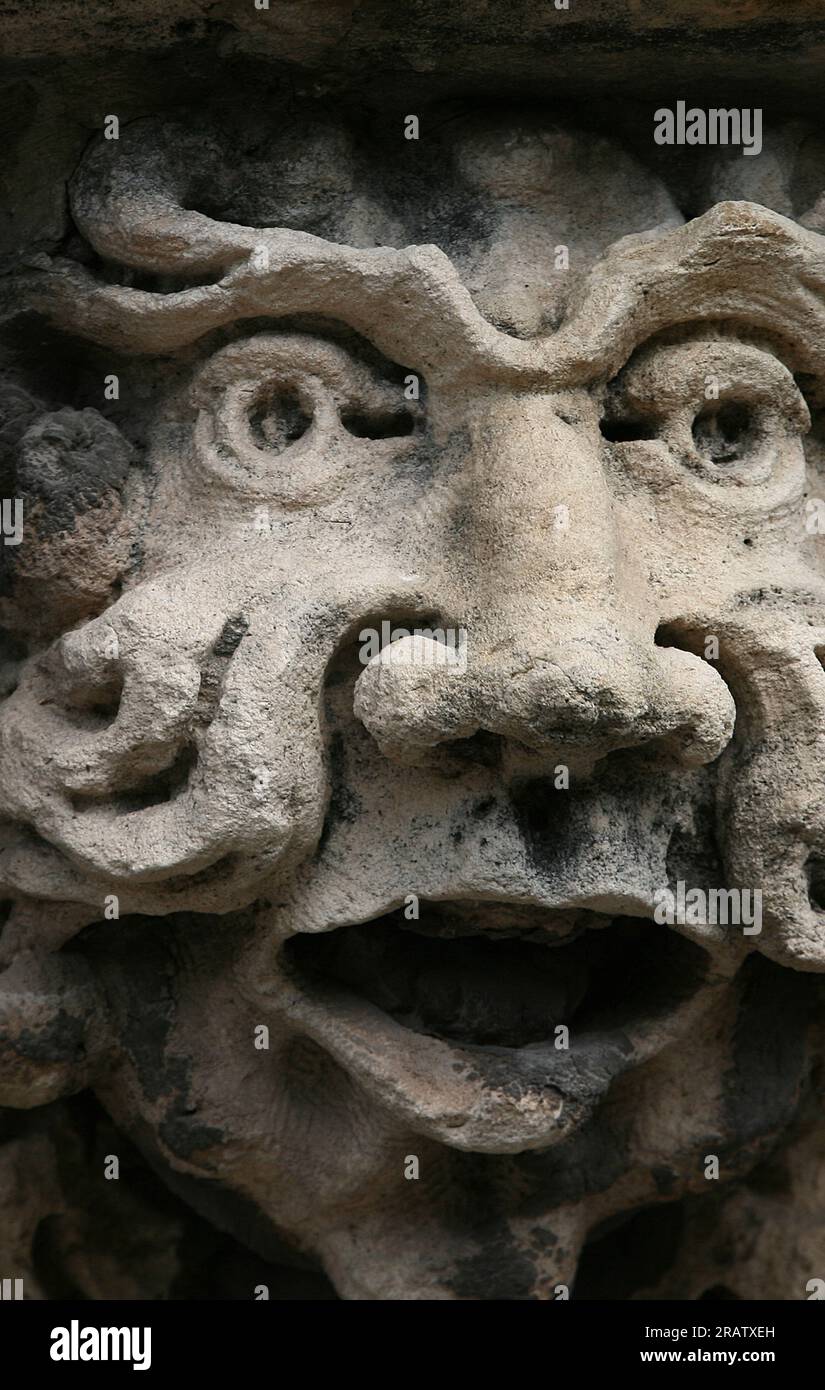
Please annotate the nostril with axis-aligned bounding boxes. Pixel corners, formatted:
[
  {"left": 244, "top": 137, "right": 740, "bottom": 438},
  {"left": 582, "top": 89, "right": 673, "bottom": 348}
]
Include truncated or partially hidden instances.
[
  {"left": 654, "top": 620, "right": 727, "bottom": 677},
  {"left": 654, "top": 622, "right": 703, "bottom": 656}
]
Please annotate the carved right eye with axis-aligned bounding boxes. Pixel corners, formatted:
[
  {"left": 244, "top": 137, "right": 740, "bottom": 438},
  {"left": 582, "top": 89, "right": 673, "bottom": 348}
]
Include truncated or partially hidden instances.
[{"left": 600, "top": 336, "right": 810, "bottom": 491}]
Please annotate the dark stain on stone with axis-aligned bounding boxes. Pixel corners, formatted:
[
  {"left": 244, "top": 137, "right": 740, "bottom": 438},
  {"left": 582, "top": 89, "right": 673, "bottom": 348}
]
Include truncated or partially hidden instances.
[
  {"left": 518, "top": 1113, "right": 630, "bottom": 1212},
  {"left": 131, "top": 1118, "right": 332, "bottom": 1275},
  {"left": 74, "top": 916, "right": 224, "bottom": 1159},
  {"left": 14, "top": 1008, "right": 85, "bottom": 1064},
  {"left": 158, "top": 1110, "right": 225, "bottom": 1158},
  {"left": 315, "top": 731, "right": 361, "bottom": 857},
  {"left": 722, "top": 954, "right": 818, "bottom": 1151},
  {"left": 652, "top": 1165, "right": 677, "bottom": 1196},
  {"left": 449, "top": 1219, "right": 538, "bottom": 1300},
  {"left": 213, "top": 613, "right": 249, "bottom": 657},
  {"left": 528, "top": 1225, "right": 558, "bottom": 1251},
  {"left": 511, "top": 776, "right": 576, "bottom": 871},
  {"left": 16, "top": 407, "right": 134, "bottom": 535},
  {"left": 574, "top": 1197, "right": 686, "bottom": 1299}
]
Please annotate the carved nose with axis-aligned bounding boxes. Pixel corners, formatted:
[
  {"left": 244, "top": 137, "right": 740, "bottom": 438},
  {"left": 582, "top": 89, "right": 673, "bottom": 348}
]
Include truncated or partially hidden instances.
[
  {"left": 353, "top": 629, "right": 734, "bottom": 768},
  {"left": 354, "top": 392, "right": 736, "bottom": 769}
]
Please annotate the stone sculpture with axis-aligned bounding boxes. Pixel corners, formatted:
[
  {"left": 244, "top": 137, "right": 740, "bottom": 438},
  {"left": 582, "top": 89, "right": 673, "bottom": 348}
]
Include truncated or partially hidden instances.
[{"left": 2, "top": 96, "right": 825, "bottom": 1299}]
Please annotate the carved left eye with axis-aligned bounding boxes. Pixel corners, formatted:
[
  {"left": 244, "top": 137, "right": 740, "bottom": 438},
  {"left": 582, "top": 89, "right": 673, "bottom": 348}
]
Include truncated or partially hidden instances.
[
  {"left": 188, "top": 331, "right": 419, "bottom": 503},
  {"left": 600, "top": 337, "right": 810, "bottom": 488}
]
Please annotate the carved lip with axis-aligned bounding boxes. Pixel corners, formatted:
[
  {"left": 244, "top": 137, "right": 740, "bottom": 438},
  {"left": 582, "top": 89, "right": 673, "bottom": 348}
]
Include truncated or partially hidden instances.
[{"left": 275, "top": 899, "right": 716, "bottom": 1152}]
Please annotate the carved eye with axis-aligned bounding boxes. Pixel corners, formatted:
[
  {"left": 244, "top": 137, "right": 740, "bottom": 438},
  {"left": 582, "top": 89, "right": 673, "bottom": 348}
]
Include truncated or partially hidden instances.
[
  {"left": 601, "top": 338, "right": 810, "bottom": 490},
  {"left": 685, "top": 393, "right": 790, "bottom": 485},
  {"left": 247, "top": 390, "right": 415, "bottom": 452},
  {"left": 190, "top": 332, "right": 419, "bottom": 502}
]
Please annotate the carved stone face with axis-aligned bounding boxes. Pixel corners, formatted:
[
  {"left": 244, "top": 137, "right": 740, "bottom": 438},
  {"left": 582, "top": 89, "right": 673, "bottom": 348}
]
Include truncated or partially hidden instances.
[{"left": 2, "top": 110, "right": 825, "bottom": 1298}]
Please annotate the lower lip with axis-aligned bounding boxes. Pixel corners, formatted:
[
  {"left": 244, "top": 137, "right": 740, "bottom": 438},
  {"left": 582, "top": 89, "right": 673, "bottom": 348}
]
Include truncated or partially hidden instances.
[{"left": 271, "top": 907, "right": 717, "bottom": 1153}]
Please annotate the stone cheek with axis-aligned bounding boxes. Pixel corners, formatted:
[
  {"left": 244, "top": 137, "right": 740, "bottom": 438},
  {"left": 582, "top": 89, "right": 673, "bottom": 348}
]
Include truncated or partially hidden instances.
[{"left": 0, "top": 84, "right": 825, "bottom": 1300}]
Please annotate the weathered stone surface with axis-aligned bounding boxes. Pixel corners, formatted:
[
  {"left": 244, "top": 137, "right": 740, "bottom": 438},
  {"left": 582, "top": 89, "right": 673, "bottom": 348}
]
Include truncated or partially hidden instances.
[{"left": 1, "top": 5, "right": 825, "bottom": 1302}]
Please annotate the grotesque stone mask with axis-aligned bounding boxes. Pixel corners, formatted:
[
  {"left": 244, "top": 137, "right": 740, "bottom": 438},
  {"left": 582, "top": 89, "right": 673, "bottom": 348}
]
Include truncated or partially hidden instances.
[{"left": 2, "top": 105, "right": 825, "bottom": 1299}]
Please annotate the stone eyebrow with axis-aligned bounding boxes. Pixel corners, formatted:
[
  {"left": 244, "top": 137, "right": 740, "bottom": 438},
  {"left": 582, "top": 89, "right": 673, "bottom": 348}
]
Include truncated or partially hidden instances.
[
  {"left": 10, "top": 122, "right": 825, "bottom": 391},
  {"left": 559, "top": 202, "right": 825, "bottom": 387}
]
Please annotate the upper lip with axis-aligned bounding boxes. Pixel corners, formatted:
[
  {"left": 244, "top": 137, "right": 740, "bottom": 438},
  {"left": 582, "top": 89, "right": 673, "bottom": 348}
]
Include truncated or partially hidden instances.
[{"left": 266, "top": 895, "right": 726, "bottom": 1154}]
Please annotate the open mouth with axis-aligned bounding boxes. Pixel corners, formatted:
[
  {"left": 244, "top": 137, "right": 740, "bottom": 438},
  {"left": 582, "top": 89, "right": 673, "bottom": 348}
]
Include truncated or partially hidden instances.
[
  {"left": 282, "top": 901, "right": 707, "bottom": 1051},
  {"left": 276, "top": 898, "right": 716, "bottom": 1152}
]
